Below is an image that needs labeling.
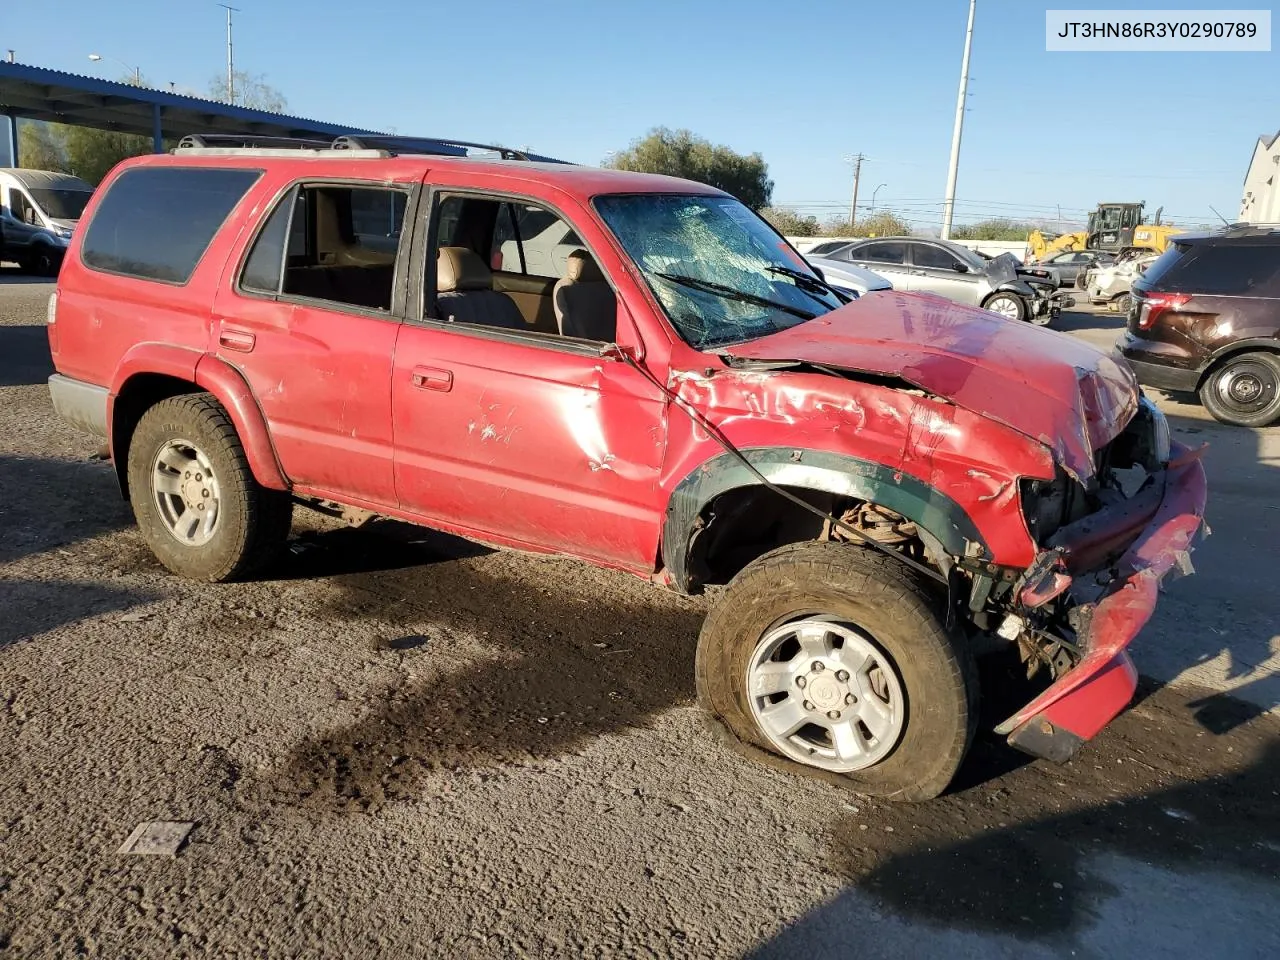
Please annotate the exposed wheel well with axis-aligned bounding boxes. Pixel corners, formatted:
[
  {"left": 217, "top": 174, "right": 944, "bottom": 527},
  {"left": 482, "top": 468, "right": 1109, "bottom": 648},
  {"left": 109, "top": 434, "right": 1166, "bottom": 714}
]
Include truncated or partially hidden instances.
[
  {"left": 111, "top": 373, "right": 201, "bottom": 499},
  {"left": 683, "top": 485, "right": 938, "bottom": 590}
]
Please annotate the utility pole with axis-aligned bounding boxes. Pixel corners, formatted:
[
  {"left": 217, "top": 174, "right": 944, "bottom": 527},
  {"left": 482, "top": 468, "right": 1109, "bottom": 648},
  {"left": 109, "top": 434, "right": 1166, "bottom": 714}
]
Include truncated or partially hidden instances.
[
  {"left": 846, "top": 153, "right": 865, "bottom": 228},
  {"left": 218, "top": 4, "right": 239, "bottom": 104},
  {"left": 941, "top": 0, "right": 976, "bottom": 240}
]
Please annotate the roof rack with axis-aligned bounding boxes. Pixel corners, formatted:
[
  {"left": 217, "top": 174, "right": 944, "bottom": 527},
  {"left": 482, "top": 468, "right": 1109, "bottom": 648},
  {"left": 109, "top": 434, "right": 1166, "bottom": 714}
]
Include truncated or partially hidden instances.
[
  {"left": 172, "top": 132, "right": 572, "bottom": 165},
  {"left": 331, "top": 135, "right": 569, "bottom": 164}
]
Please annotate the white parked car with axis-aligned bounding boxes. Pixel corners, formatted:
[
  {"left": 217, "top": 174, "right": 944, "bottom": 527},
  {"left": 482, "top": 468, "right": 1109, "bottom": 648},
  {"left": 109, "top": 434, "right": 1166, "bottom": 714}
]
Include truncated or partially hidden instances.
[
  {"left": 804, "top": 256, "right": 894, "bottom": 297},
  {"left": 1083, "top": 249, "right": 1161, "bottom": 312}
]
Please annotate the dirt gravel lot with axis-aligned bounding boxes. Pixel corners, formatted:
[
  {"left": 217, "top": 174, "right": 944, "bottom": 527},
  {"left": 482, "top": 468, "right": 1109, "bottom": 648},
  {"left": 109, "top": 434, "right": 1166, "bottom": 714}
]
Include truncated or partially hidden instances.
[{"left": 2, "top": 273, "right": 1278, "bottom": 958}]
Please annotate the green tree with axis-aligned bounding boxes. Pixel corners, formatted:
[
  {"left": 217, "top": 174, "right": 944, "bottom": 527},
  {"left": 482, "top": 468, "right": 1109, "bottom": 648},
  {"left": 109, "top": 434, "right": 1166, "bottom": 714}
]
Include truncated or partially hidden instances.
[
  {"left": 16, "top": 121, "right": 69, "bottom": 172},
  {"left": 605, "top": 127, "right": 774, "bottom": 210},
  {"left": 61, "top": 126, "right": 156, "bottom": 185},
  {"left": 821, "top": 211, "right": 913, "bottom": 238},
  {"left": 208, "top": 71, "right": 288, "bottom": 113},
  {"left": 950, "top": 218, "right": 1034, "bottom": 241},
  {"left": 761, "top": 207, "right": 821, "bottom": 236}
]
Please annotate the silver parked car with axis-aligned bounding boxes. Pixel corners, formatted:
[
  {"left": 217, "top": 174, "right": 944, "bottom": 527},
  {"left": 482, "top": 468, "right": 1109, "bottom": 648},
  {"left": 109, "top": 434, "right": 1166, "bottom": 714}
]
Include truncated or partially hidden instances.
[{"left": 812, "top": 236, "right": 1070, "bottom": 324}]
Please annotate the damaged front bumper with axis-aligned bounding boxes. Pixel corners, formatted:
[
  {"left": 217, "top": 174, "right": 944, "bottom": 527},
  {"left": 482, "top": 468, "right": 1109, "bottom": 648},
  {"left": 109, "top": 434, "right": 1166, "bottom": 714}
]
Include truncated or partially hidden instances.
[
  {"left": 1031, "top": 291, "right": 1075, "bottom": 321},
  {"left": 994, "top": 440, "right": 1208, "bottom": 762}
]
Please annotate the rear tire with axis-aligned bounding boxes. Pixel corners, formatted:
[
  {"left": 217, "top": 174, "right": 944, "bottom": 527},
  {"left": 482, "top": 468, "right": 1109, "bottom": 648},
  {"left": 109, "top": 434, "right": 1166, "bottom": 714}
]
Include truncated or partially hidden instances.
[
  {"left": 981, "top": 292, "right": 1026, "bottom": 322},
  {"left": 126, "top": 393, "right": 292, "bottom": 581},
  {"left": 1198, "top": 351, "right": 1280, "bottom": 428},
  {"left": 695, "top": 541, "right": 978, "bottom": 802}
]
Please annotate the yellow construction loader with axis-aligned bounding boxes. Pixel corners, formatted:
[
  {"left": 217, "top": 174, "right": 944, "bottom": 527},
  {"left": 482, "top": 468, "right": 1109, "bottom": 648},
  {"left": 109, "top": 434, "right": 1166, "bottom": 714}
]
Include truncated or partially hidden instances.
[{"left": 1026, "top": 202, "right": 1183, "bottom": 261}]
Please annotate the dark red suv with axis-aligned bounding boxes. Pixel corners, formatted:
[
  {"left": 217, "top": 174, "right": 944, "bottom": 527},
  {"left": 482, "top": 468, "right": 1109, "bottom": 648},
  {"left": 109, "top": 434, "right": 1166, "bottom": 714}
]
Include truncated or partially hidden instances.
[
  {"left": 45, "top": 136, "right": 1207, "bottom": 800},
  {"left": 1119, "top": 226, "right": 1280, "bottom": 427}
]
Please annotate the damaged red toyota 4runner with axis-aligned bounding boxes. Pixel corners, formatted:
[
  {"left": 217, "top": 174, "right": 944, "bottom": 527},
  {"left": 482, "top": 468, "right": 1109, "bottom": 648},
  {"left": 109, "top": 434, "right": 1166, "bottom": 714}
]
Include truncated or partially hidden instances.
[{"left": 46, "top": 135, "right": 1208, "bottom": 800}]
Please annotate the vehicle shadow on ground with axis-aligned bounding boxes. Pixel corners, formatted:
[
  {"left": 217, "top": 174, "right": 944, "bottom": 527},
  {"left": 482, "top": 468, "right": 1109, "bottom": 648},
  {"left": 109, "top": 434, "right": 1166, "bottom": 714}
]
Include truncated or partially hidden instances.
[
  {"left": 1151, "top": 409, "right": 1280, "bottom": 712},
  {"left": 1051, "top": 305, "right": 1125, "bottom": 336},
  {"left": 252, "top": 524, "right": 708, "bottom": 813},
  {"left": 0, "top": 576, "right": 156, "bottom": 650},
  {"left": 0, "top": 324, "right": 54, "bottom": 387},
  {"left": 0, "top": 454, "right": 154, "bottom": 647},
  {"left": 753, "top": 679, "right": 1280, "bottom": 956},
  {"left": 272, "top": 518, "right": 494, "bottom": 581},
  {"left": 0, "top": 454, "right": 131, "bottom": 565},
  {"left": 0, "top": 266, "right": 54, "bottom": 285}
]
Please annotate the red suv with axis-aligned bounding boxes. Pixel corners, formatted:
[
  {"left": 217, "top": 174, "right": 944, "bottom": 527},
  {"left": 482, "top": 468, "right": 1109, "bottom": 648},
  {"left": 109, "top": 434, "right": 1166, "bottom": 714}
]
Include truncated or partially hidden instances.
[{"left": 45, "top": 136, "right": 1208, "bottom": 800}]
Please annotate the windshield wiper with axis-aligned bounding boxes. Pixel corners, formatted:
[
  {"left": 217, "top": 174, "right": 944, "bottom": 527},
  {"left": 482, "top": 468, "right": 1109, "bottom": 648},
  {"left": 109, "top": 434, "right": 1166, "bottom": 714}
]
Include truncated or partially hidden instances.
[
  {"left": 653, "top": 272, "right": 817, "bottom": 321},
  {"left": 764, "top": 264, "right": 847, "bottom": 302}
]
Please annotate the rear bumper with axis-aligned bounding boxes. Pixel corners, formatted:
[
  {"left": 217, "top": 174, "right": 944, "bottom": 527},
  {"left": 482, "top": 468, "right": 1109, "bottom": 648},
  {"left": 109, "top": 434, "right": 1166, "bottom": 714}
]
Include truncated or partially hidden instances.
[
  {"left": 1117, "top": 333, "right": 1203, "bottom": 393},
  {"left": 48, "top": 374, "right": 109, "bottom": 439},
  {"left": 996, "top": 441, "right": 1208, "bottom": 761}
]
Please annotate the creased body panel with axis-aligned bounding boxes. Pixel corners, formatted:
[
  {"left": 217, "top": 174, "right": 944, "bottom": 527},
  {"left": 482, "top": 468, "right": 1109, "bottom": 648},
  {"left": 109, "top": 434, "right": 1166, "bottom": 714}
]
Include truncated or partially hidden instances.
[
  {"left": 997, "top": 442, "right": 1208, "bottom": 757},
  {"left": 660, "top": 364, "right": 1058, "bottom": 570},
  {"left": 724, "top": 291, "right": 1138, "bottom": 480}
]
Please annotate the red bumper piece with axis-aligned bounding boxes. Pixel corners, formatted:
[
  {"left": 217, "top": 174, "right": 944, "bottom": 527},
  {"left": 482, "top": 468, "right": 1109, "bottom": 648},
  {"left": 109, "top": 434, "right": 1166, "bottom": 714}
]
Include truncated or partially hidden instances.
[{"left": 996, "top": 442, "right": 1208, "bottom": 762}]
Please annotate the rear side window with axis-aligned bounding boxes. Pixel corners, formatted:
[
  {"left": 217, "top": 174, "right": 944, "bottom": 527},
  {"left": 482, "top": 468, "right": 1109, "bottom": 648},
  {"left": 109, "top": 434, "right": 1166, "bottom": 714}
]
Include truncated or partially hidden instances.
[
  {"left": 238, "top": 182, "right": 410, "bottom": 312},
  {"left": 913, "top": 244, "right": 962, "bottom": 270},
  {"left": 1144, "top": 242, "right": 1280, "bottom": 296},
  {"left": 81, "top": 167, "right": 260, "bottom": 284},
  {"left": 853, "top": 241, "right": 907, "bottom": 265}
]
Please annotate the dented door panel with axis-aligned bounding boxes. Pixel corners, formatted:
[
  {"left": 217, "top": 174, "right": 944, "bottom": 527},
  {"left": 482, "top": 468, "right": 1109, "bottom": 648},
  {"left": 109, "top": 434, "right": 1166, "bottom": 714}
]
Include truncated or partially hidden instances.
[{"left": 391, "top": 325, "right": 667, "bottom": 570}]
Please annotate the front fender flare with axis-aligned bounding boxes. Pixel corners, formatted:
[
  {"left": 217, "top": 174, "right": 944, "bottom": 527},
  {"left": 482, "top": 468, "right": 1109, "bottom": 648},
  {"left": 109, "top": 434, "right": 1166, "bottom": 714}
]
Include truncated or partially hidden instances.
[{"left": 661, "top": 447, "right": 989, "bottom": 592}]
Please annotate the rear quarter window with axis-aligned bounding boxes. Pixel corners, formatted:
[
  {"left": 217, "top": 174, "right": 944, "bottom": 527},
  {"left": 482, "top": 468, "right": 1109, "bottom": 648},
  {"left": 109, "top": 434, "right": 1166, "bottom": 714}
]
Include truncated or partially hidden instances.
[
  {"left": 80, "top": 166, "right": 262, "bottom": 284},
  {"left": 1143, "top": 242, "right": 1280, "bottom": 296}
]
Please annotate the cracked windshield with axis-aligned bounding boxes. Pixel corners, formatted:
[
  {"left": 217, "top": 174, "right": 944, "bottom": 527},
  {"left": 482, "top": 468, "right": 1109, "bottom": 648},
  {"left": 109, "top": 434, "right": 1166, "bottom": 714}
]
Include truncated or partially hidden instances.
[{"left": 595, "top": 194, "right": 844, "bottom": 349}]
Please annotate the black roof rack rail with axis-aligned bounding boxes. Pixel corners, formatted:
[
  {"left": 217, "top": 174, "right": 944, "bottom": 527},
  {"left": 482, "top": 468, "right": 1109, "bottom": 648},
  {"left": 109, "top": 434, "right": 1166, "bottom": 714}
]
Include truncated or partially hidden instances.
[
  {"left": 332, "top": 134, "right": 572, "bottom": 164},
  {"left": 171, "top": 132, "right": 573, "bottom": 165},
  {"left": 175, "top": 133, "right": 342, "bottom": 151}
]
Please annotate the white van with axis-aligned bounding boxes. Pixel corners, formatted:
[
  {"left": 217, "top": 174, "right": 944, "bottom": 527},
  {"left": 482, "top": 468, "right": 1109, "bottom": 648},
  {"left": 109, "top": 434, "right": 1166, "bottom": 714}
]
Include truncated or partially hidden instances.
[{"left": 0, "top": 169, "right": 95, "bottom": 276}]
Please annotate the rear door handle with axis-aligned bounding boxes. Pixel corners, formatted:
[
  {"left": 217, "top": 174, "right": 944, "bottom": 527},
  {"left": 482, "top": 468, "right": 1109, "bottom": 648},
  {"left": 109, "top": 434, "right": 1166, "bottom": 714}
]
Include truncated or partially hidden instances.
[
  {"left": 218, "top": 326, "right": 256, "bottom": 352},
  {"left": 411, "top": 365, "right": 453, "bottom": 392}
]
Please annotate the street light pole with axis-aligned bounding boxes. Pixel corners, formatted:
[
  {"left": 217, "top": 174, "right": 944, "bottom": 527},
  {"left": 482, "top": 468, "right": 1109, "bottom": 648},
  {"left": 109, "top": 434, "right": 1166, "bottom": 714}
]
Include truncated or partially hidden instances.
[
  {"left": 871, "top": 183, "right": 887, "bottom": 212},
  {"left": 218, "top": 4, "right": 240, "bottom": 104},
  {"left": 940, "top": 0, "right": 976, "bottom": 241},
  {"left": 844, "top": 153, "right": 865, "bottom": 228},
  {"left": 88, "top": 53, "right": 141, "bottom": 86}
]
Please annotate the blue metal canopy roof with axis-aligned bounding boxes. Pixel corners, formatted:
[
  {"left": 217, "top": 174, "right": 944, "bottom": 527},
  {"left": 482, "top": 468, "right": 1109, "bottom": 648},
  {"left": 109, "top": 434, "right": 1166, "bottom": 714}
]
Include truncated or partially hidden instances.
[{"left": 0, "top": 60, "right": 380, "bottom": 153}]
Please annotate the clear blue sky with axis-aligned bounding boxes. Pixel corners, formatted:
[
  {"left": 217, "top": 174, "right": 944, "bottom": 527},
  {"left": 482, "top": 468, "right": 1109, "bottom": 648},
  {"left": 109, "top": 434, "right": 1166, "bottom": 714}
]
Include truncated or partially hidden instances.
[{"left": 6, "top": 1, "right": 1277, "bottom": 230}]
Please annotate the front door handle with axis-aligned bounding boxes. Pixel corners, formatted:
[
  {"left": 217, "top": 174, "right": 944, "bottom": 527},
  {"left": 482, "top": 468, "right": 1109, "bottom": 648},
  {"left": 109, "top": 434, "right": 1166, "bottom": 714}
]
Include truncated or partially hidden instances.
[
  {"left": 218, "top": 326, "right": 256, "bottom": 352},
  {"left": 411, "top": 365, "right": 453, "bottom": 392}
]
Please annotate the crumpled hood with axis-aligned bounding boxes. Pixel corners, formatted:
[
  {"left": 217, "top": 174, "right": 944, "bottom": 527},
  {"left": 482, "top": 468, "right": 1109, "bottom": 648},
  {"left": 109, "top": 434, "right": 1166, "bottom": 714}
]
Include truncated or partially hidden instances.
[{"left": 723, "top": 291, "right": 1138, "bottom": 479}]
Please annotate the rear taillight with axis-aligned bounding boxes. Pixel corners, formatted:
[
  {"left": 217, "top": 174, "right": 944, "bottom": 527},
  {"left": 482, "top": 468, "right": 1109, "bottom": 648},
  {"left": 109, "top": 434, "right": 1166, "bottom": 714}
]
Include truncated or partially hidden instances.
[
  {"left": 46, "top": 291, "right": 58, "bottom": 325},
  {"left": 1136, "top": 292, "right": 1190, "bottom": 330}
]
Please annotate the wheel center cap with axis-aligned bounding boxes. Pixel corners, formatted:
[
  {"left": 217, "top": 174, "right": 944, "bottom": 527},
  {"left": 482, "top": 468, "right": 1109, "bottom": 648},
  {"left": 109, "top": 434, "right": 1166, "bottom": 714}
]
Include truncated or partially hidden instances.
[
  {"left": 181, "top": 479, "right": 204, "bottom": 505},
  {"left": 807, "top": 673, "right": 842, "bottom": 710},
  {"left": 1232, "top": 376, "right": 1261, "bottom": 401}
]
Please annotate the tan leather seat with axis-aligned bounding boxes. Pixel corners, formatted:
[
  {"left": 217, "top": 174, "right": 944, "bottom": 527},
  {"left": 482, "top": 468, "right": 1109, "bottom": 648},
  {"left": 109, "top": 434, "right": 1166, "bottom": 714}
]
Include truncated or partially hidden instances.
[
  {"left": 436, "top": 246, "right": 524, "bottom": 329},
  {"left": 553, "top": 250, "right": 617, "bottom": 342}
]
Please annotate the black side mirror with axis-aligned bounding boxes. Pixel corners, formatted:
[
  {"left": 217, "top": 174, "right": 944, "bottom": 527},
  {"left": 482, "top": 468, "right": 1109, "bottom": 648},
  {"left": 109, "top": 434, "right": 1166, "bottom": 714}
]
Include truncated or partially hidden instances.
[
  {"left": 953, "top": 263, "right": 969, "bottom": 273},
  {"left": 810, "top": 265, "right": 826, "bottom": 282}
]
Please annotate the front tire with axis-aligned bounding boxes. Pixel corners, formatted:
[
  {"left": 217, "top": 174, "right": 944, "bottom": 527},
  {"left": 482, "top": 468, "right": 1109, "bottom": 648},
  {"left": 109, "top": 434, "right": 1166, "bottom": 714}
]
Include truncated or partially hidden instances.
[
  {"left": 126, "top": 393, "right": 292, "bottom": 581},
  {"left": 695, "top": 542, "right": 978, "bottom": 802},
  {"left": 1198, "top": 351, "right": 1280, "bottom": 428},
  {"left": 982, "top": 292, "right": 1026, "bottom": 322}
]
